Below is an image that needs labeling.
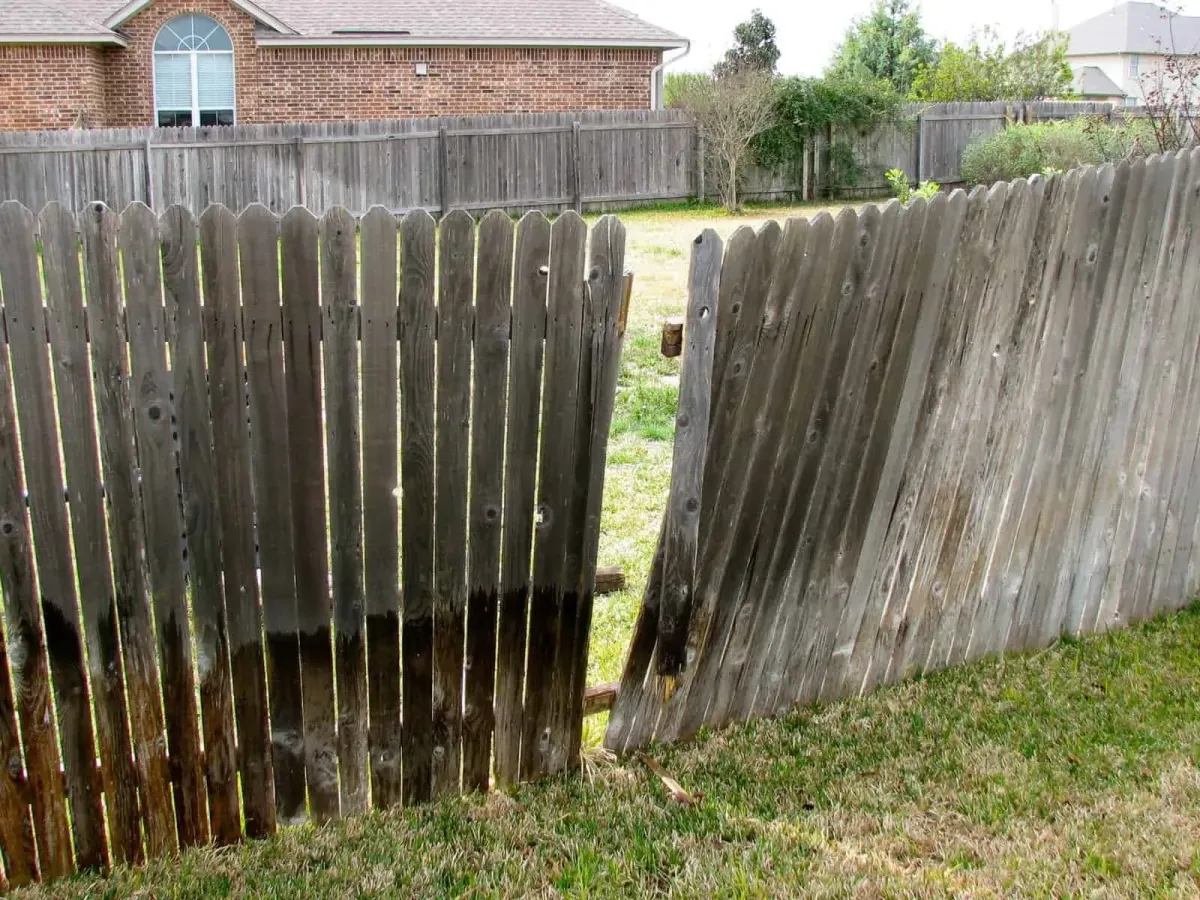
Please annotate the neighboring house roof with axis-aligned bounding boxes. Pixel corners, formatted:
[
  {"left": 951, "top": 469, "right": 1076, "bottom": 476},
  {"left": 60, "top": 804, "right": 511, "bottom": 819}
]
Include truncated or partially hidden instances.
[
  {"left": 1073, "top": 65, "right": 1127, "bottom": 98},
  {"left": 0, "top": 0, "right": 687, "bottom": 47},
  {"left": 1067, "top": 1, "right": 1200, "bottom": 56}
]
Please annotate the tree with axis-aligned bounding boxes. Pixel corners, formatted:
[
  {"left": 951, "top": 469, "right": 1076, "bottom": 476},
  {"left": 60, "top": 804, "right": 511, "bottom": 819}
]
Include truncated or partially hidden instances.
[
  {"left": 714, "top": 10, "right": 781, "bottom": 77},
  {"left": 673, "top": 71, "right": 777, "bottom": 210},
  {"left": 911, "top": 29, "right": 1073, "bottom": 102},
  {"left": 827, "top": 0, "right": 937, "bottom": 95},
  {"left": 1138, "top": 8, "right": 1200, "bottom": 151}
]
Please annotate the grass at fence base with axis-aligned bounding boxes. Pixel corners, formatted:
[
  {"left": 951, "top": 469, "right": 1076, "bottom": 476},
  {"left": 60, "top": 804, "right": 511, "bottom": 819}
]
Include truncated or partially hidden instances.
[{"left": 22, "top": 603, "right": 1200, "bottom": 897}]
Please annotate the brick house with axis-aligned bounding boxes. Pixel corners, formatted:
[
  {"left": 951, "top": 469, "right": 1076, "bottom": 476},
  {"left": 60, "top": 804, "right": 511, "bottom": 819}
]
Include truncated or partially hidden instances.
[{"left": 0, "top": 0, "right": 687, "bottom": 131}]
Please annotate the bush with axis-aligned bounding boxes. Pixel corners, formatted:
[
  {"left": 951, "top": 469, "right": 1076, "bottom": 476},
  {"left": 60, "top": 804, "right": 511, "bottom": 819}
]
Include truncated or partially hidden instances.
[
  {"left": 886, "top": 168, "right": 940, "bottom": 203},
  {"left": 959, "top": 117, "right": 1154, "bottom": 185}
]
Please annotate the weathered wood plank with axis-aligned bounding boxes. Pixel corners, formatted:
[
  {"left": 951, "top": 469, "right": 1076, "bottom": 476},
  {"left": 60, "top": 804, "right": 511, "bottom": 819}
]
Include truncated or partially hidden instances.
[
  {"left": 400, "top": 209, "right": 437, "bottom": 805},
  {"left": 493, "top": 212, "right": 550, "bottom": 785},
  {"left": 0, "top": 304, "right": 54, "bottom": 886},
  {"left": 321, "top": 206, "right": 370, "bottom": 814},
  {"left": 201, "top": 204, "right": 276, "bottom": 838},
  {"left": 656, "top": 230, "right": 721, "bottom": 677},
  {"left": 0, "top": 201, "right": 107, "bottom": 872},
  {"left": 80, "top": 201, "right": 179, "bottom": 859},
  {"left": 39, "top": 202, "right": 143, "bottom": 865},
  {"left": 522, "top": 211, "right": 587, "bottom": 781},
  {"left": 121, "top": 201, "right": 209, "bottom": 847},
  {"left": 280, "top": 206, "right": 339, "bottom": 822},
  {"left": 160, "top": 204, "right": 242, "bottom": 845},
  {"left": 239, "top": 204, "right": 307, "bottom": 824},
  {"left": 463, "top": 210, "right": 514, "bottom": 793},
  {"left": 432, "top": 210, "right": 474, "bottom": 797},
  {"left": 360, "top": 206, "right": 402, "bottom": 809}
]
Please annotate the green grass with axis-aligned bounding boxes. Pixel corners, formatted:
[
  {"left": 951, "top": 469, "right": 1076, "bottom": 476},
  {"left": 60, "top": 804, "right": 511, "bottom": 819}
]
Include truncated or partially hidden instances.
[{"left": 25, "top": 605, "right": 1200, "bottom": 897}]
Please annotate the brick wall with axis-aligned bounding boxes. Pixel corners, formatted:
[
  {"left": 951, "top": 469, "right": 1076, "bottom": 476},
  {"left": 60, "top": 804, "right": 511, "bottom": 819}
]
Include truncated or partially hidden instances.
[
  {"left": 0, "top": 46, "right": 106, "bottom": 131},
  {"left": 0, "top": 0, "right": 659, "bottom": 131}
]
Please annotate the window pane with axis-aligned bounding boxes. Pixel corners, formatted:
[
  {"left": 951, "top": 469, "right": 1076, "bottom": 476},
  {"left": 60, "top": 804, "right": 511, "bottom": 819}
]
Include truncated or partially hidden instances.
[
  {"left": 158, "top": 110, "right": 193, "bottom": 128},
  {"left": 155, "top": 53, "right": 192, "bottom": 110},
  {"left": 199, "top": 110, "right": 235, "bottom": 127},
  {"left": 155, "top": 14, "right": 232, "bottom": 51},
  {"left": 197, "top": 54, "right": 235, "bottom": 110}
]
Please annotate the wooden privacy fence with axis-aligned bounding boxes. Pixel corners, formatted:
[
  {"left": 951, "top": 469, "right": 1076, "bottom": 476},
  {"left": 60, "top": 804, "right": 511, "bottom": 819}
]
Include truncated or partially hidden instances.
[
  {"left": 0, "top": 200, "right": 628, "bottom": 890},
  {"left": 609, "top": 147, "right": 1200, "bottom": 753},
  {"left": 0, "top": 110, "right": 695, "bottom": 217}
]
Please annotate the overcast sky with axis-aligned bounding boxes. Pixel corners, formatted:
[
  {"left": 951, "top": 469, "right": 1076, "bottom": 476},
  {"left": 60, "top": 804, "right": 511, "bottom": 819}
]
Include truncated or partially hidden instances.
[{"left": 616, "top": 0, "right": 1200, "bottom": 76}]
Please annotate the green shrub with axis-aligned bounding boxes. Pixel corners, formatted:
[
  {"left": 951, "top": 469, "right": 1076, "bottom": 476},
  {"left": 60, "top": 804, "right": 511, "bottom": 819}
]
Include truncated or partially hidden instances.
[
  {"left": 886, "top": 168, "right": 941, "bottom": 203},
  {"left": 959, "top": 117, "right": 1154, "bottom": 185}
]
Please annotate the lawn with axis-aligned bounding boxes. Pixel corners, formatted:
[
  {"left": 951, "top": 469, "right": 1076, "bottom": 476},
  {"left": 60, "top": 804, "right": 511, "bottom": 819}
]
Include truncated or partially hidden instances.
[{"left": 18, "top": 199, "right": 1200, "bottom": 897}]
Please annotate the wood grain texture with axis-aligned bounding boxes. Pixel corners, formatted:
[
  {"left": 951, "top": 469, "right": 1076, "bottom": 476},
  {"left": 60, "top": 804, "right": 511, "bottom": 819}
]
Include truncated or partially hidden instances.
[
  {"left": 121, "top": 201, "right": 209, "bottom": 848},
  {"left": 239, "top": 204, "right": 307, "bottom": 825},
  {"left": 39, "top": 202, "right": 143, "bottom": 865},
  {"left": 0, "top": 292, "right": 58, "bottom": 885},
  {"left": 522, "top": 211, "right": 586, "bottom": 781},
  {"left": 433, "top": 209, "right": 474, "bottom": 797},
  {"left": 400, "top": 209, "right": 437, "bottom": 805},
  {"left": 160, "top": 204, "right": 242, "bottom": 846},
  {"left": 281, "top": 206, "right": 339, "bottom": 822},
  {"left": 493, "top": 212, "right": 550, "bottom": 786},
  {"left": 360, "top": 206, "right": 402, "bottom": 809},
  {"left": 0, "top": 201, "right": 107, "bottom": 871},
  {"left": 321, "top": 206, "right": 369, "bottom": 815},
  {"left": 463, "top": 210, "right": 514, "bottom": 793},
  {"left": 201, "top": 204, "right": 275, "bottom": 838}
]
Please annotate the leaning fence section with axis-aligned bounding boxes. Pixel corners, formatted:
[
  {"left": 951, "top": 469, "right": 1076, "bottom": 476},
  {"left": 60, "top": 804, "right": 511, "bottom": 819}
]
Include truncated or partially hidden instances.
[
  {"left": 609, "top": 148, "right": 1200, "bottom": 753},
  {"left": 0, "top": 200, "right": 628, "bottom": 890}
]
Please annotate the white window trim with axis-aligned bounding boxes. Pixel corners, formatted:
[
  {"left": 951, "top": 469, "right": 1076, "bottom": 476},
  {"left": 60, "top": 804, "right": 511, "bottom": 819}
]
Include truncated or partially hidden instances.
[
  {"left": 153, "top": 20, "right": 237, "bottom": 127},
  {"left": 1129, "top": 54, "right": 1141, "bottom": 78}
]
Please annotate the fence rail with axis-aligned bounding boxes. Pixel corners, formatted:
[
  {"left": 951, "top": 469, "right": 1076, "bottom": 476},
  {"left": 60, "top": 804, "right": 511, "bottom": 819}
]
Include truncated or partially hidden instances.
[
  {"left": 0, "top": 200, "right": 628, "bottom": 891},
  {"left": 609, "top": 148, "right": 1200, "bottom": 753}
]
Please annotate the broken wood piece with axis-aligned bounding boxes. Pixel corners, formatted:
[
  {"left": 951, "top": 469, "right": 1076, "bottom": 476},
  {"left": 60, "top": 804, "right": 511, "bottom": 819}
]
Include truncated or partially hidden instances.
[
  {"left": 637, "top": 752, "right": 702, "bottom": 806},
  {"left": 595, "top": 566, "right": 626, "bottom": 595},
  {"left": 661, "top": 316, "right": 684, "bottom": 358},
  {"left": 582, "top": 682, "right": 619, "bottom": 717}
]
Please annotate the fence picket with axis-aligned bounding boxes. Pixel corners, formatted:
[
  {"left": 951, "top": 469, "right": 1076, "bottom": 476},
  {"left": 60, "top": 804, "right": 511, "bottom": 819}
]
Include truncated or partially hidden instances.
[
  {"left": 493, "top": 212, "right": 550, "bottom": 786},
  {"left": 360, "top": 206, "right": 402, "bottom": 809},
  {"left": 39, "top": 202, "right": 143, "bottom": 864},
  {"left": 321, "top": 206, "right": 370, "bottom": 815},
  {"left": 400, "top": 209, "right": 437, "bottom": 805},
  {"left": 0, "top": 201, "right": 107, "bottom": 871},
  {"left": 433, "top": 210, "right": 474, "bottom": 797},
  {"left": 201, "top": 204, "right": 276, "bottom": 838}
]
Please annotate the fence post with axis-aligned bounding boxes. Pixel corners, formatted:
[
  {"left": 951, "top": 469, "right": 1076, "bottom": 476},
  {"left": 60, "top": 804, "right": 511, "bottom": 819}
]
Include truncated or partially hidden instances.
[
  {"left": 801, "top": 138, "right": 811, "bottom": 202},
  {"left": 571, "top": 121, "right": 583, "bottom": 214},
  {"left": 294, "top": 136, "right": 307, "bottom": 209},
  {"left": 143, "top": 136, "right": 155, "bottom": 209},
  {"left": 438, "top": 125, "right": 450, "bottom": 216},
  {"left": 913, "top": 114, "right": 922, "bottom": 186},
  {"left": 696, "top": 131, "right": 706, "bottom": 203}
]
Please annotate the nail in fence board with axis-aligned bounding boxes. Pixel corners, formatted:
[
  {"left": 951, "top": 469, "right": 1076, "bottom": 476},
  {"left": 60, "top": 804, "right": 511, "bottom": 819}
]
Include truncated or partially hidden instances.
[
  {"left": 280, "top": 207, "right": 339, "bottom": 822},
  {"left": 463, "top": 211, "right": 514, "bottom": 793},
  {"left": 321, "top": 206, "right": 370, "bottom": 815},
  {"left": 39, "top": 203, "right": 143, "bottom": 865},
  {"left": 160, "top": 204, "right": 242, "bottom": 845},
  {"left": 121, "top": 202, "right": 209, "bottom": 847},
  {"left": 493, "top": 212, "right": 550, "bottom": 786},
  {"left": 0, "top": 202, "right": 108, "bottom": 871},
  {"left": 360, "top": 207, "right": 402, "bottom": 809},
  {"left": 201, "top": 204, "right": 275, "bottom": 838},
  {"left": 399, "top": 209, "right": 437, "bottom": 805},
  {"left": 433, "top": 210, "right": 474, "bottom": 797}
]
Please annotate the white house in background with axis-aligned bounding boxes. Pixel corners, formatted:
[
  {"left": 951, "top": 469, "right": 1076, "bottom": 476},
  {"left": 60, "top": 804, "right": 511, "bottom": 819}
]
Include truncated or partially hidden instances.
[{"left": 1066, "top": 2, "right": 1200, "bottom": 105}]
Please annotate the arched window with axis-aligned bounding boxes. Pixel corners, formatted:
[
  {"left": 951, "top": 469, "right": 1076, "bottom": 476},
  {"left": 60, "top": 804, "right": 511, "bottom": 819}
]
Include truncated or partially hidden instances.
[{"left": 153, "top": 14, "right": 235, "bottom": 127}]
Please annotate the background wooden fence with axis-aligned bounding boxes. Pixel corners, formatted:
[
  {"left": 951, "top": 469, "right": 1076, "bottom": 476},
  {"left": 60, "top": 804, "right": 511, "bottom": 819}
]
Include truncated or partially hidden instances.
[
  {"left": 0, "top": 103, "right": 1119, "bottom": 215},
  {"left": 609, "top": 148, "right": 1200, "bottom": 753},
  {"left": 0, "top": 200, "right": 628, "bottom": 890}
]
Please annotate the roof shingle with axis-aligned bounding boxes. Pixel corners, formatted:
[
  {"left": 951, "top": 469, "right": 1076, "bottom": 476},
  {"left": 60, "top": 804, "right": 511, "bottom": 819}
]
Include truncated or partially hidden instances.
[{"left": 1068, "top": 2, "right": 1200, "bottom": 56}]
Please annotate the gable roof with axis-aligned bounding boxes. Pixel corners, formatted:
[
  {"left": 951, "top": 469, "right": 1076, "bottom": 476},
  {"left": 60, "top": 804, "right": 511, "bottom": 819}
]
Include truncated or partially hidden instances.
[
  {"left": 1067, "top": 2, "right": 1200, "bottom": 56},
  {"left": 1073, "top": 65, "right": 1127, "bottom": 97},
  {"left": 1, "top": 0, "right": 686, "bottom": 47}
]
